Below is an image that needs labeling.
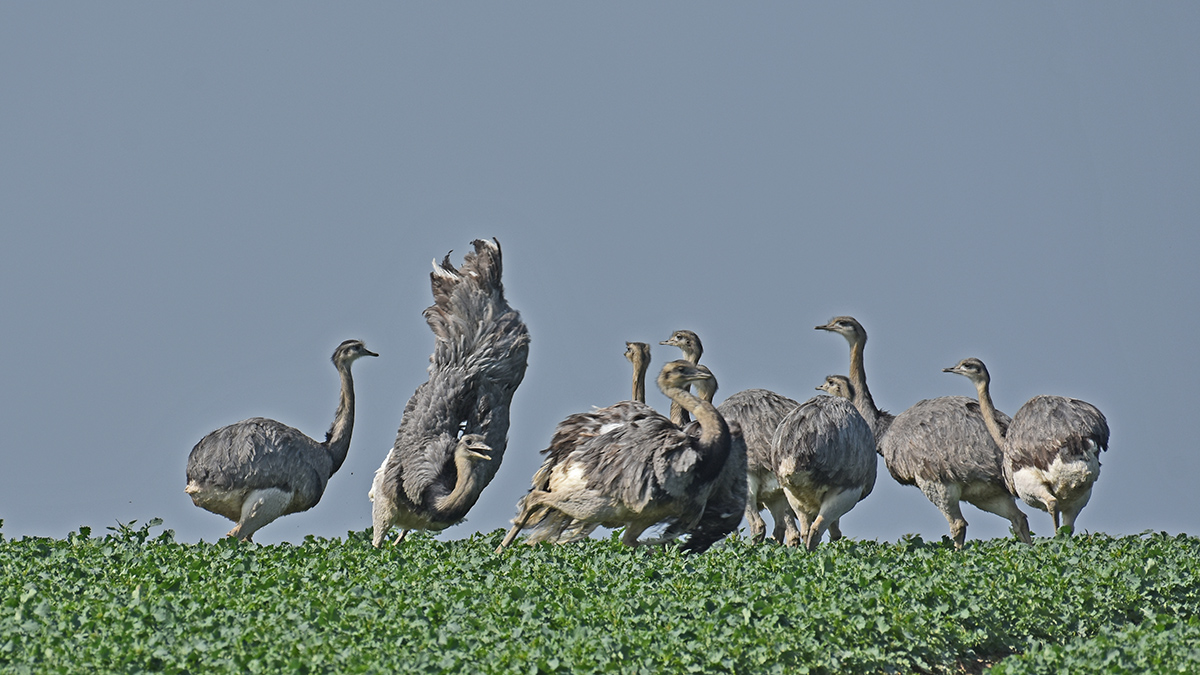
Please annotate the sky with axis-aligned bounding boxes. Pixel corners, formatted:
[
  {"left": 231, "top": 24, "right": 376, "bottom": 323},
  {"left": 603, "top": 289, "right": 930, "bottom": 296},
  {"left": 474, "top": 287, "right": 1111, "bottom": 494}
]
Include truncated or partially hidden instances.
[{"left": 2, "top": 3, "right": 1197, "bottom": 546}]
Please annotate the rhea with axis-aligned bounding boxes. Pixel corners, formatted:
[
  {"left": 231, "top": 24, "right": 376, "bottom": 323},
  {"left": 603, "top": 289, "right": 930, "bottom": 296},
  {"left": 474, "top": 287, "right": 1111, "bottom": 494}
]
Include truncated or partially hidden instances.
[
  {"left": 505, "top": 341, "right": 659, "bottom": 547},
  {"left": 944, "top": 357, "right": 1109, "bottom": 534},
  {"left": 185, "top": 339, "right": 377, "bottom": 541},
  {"left": 498, "top": 361, "right": 732, "bottom": 550},
  {"left": 816, "top": 316, "right": 1031, "bottom": 548},
  {"left": 728, "top": 381, "right": 875, "bottom": 551},
  {"left": 370, "top": 238, "right": 530, "bottom": 547}
]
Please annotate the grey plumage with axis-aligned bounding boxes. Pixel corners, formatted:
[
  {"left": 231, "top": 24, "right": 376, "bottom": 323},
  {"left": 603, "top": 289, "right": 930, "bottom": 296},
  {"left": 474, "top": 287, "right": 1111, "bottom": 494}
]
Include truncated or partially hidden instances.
[
  {"left": 504, "top": 342, "right": 657, "bottom": 546},
  {"left": 945, "top": 357, "right": 1109, "bottom": 533},
  {"left": 716, "top": 359, "right": 876, "bottom": 550},
  {"left": 498, "top": 360, "right": 733, "bottom": 550},
  {"left": 717, "top": 388, "right": 802, "bottom": 544},
  {"left": 817, "top": 316, "right": 1031, "bottom": 548},
  {"left": 768, "top": 393, "right": 876, "bottom": 550},
  {"left": 185, "top": 339, "right": 377, "bottom": 541},
  {"left": 370, "top": 238, "right": 530, "bottom": 547}
]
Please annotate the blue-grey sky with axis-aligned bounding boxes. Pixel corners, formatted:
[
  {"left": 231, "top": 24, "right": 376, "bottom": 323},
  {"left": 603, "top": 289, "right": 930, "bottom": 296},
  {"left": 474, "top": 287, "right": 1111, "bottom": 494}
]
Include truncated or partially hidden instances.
[{"left": 2, "top": 4, "right": 1197, "bottom": 545}]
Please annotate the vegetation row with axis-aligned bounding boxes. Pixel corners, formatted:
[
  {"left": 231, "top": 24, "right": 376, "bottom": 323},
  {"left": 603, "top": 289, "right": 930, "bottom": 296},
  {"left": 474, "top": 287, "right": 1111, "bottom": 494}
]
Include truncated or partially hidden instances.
[{"left": 2, "top": 520, "right": 1198, "bottom": 674}]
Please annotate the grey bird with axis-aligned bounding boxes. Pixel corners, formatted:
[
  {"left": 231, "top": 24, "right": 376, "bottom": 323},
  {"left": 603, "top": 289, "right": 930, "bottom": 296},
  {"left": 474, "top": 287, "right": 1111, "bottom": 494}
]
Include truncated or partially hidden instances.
[
  {"left": 666, "top": 329, "right": 874, "bottom": 550},
  {"left": 817, "top": 316, "right": 1031, "bottom": 548},
  {"left": 816, "top": 374, "right": 855, "bottom": 403},
  {"left": 717, "top": 387, "right": 804, "bottom": 545},
  {"left": 370, "top": 238, "right": 530, "bottom": 547},
  {"left": 498, "top": 360, "right": 733, "bottom": 550},
  {"left": 660, "top": 330, "right": 703, "bottom": 426},
  {"left": 777, "top": 392, "right": 875, "bottom": 551},
  {"left": 665, "top": 366, "right": 749, "bottom": 554},
  {"left": 509, "top": 341, "right": 658, "bottom": 546},
  {"left": 724, "top": 385, "right": 875, "bottom": 551},
  {"left": 944, "top": 357, "right": 1109, "bottom": 534},
  {"left": 185, "top": 339, "right": 377, "bottom": 541}
]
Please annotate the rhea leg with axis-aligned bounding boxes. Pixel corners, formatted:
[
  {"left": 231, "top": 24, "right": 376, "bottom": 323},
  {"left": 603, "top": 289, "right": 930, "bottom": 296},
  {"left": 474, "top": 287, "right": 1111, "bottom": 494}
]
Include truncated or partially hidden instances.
[
  {"left": 828, "top": 519, "right": 843, "bottom": 542},
  {"left": 497, "top": 499, "right": 540, "bottom": 552},
  {"left": 226, "top": 488, "right": 293, "bottom": 542},
  {"left": 1059, "top": 486, "right": 1093, "bottom": 534},
  {"left": 765, "top": 495, "right": 801, "bottom": 547},
  {"left": 919, "top": 480, "right": 968, "bottom": 549},
  {"left": 801, "top": 488, "right": 862, "bottom": 552},
  {"left": 969, "top": 492, "right": 1033, "bottom": 545},
  {"left": 621, "top": 523, "right": 651, "bottom": 547},
  {"left": 744, "top": 474, "right": 768, "bottom": 543}
]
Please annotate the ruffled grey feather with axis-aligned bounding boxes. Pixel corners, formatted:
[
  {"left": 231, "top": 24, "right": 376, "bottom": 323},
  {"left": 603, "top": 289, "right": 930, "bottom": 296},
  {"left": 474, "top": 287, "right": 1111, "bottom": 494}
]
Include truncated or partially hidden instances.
[
  {"left": 371, "top": 239, "right": 530, "bottom": 545},
  {"left": 499, "top": 361, "right": 732, "bottom": 550}
]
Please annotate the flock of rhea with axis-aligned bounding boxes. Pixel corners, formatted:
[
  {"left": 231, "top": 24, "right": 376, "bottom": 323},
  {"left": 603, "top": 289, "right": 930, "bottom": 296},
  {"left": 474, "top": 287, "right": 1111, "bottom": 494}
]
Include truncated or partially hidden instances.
[{"left": 185, "top": 238, "right": 1110, "bottom": 552}]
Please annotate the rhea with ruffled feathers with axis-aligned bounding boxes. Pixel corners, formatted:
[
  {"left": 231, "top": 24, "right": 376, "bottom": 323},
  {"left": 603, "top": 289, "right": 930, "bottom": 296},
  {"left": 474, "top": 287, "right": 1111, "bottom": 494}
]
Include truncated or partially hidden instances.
[
  {"left": 498, "top": 360, "right": 733, "bottom": 550},
  {"left": 370, "top": 238, "right": 530, "bottom": 547}
]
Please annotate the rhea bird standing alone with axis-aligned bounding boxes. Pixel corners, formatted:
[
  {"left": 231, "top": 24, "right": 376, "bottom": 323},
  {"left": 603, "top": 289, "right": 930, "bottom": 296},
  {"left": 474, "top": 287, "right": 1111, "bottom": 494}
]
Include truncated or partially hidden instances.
[
  {"left": 370, "top": 238, "right": 530, "bottom": 547},
  {"left": 185, "top": 339, "right": 377, "bottom": 541},
  {"left": 944, "top": 357, "right": 1109, "bottom": 534},
  {"left": 816, "top": 316, "right": 1031, "bottom": 548}
]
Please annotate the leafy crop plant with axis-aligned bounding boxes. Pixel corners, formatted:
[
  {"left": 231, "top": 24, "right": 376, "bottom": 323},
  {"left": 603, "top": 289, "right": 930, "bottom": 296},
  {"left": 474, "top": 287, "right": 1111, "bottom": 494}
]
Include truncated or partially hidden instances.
[{"left": 1, "top": 521, "right": 1198, "bottom": 674}]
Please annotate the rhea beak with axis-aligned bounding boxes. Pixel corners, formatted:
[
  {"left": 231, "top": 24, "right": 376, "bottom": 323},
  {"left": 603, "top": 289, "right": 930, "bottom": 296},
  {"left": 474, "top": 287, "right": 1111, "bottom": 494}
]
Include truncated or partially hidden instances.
[
  {"left": 814, "top": 324, "right": 831, "bottom": 331},
  {"left": 364, "top": 349, "right": 380, "bottom": 358},
  {"left": 942, "top": 367, "right": 958, "bottom": 374},
  {"left": 466, "top": 444, "right": 493, "bottom": 461}
]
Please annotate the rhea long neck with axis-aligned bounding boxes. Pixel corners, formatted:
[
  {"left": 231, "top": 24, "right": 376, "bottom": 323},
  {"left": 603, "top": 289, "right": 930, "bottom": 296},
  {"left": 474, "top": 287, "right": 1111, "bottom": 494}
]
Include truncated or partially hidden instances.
[
  {"left": 970, "top": 375, "right": 1008, "bottom": 450},
  {"left": 323, "top": 364, "right": 356, "bottom": 475},
  {"left": 667, "top": 346, "right": 701, "bottom": 426},
  {"left": 631, "top": 359, "right": 648, "bottom": 404},
  {"left": 432, "top": 449, "right": 487, "bottom": 523},
  {"left": 664, "top": 383, "right": 728, "bottom": 453},
  {"left": 847, "top": 334, "right": 882, "bottom": 425}
]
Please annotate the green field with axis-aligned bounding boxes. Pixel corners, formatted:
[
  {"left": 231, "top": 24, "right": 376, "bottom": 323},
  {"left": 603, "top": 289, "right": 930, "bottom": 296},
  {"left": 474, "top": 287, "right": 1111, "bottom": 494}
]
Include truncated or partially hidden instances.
[{"left": 1, "top": 520, "right": 1198, "bottom": 674}]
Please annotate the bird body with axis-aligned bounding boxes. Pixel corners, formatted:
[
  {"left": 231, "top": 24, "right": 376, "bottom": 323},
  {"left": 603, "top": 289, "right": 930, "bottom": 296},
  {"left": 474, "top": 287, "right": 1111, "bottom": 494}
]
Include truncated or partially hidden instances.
[
  {"left": 514, "top": 341, "right": 663, "bottom": 545},
  {"left": 499, "top": 360, "right": 732, "bottom": 550},
  {"left": 817, "top": 317, "right": 1031, "bottom": 547},
  {"left": 945, "top": 358, "right": 1109, "bottom": 533},
  {"left": 185, "top": 339, "right": 377, "bottom": 541},
  {"left": 769, "top": 394, "right": 875, "bottom": 550},
  {"left": 717, "top": 388, "right": 802, "bottom": 545},
  {"left": 371, "top": 238, "right": 529, "bottom": 547}
]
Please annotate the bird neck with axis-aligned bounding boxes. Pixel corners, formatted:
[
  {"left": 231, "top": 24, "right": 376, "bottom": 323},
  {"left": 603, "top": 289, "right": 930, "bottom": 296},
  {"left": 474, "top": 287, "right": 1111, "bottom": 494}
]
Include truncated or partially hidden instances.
[
  {"left": 847, "top": 336, "right": 882, "bottom": 425},
  {"left": 323, "top": 365, "right": 356, "bottom": 474},
  {"left": 432, "top": 452, "right": 486, "bottom": 521},
  {"left": 632, "top": 361, "right": 647, "bottom": 404},
  {"left": 972, "top": 378, "right": 1008, "bottom": 449},
  {"left": 665, "top": 385, "right": 728, "bottom": 455},
  {"left": 669, "top": 400, "right": 690, "bottom": 427}
]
